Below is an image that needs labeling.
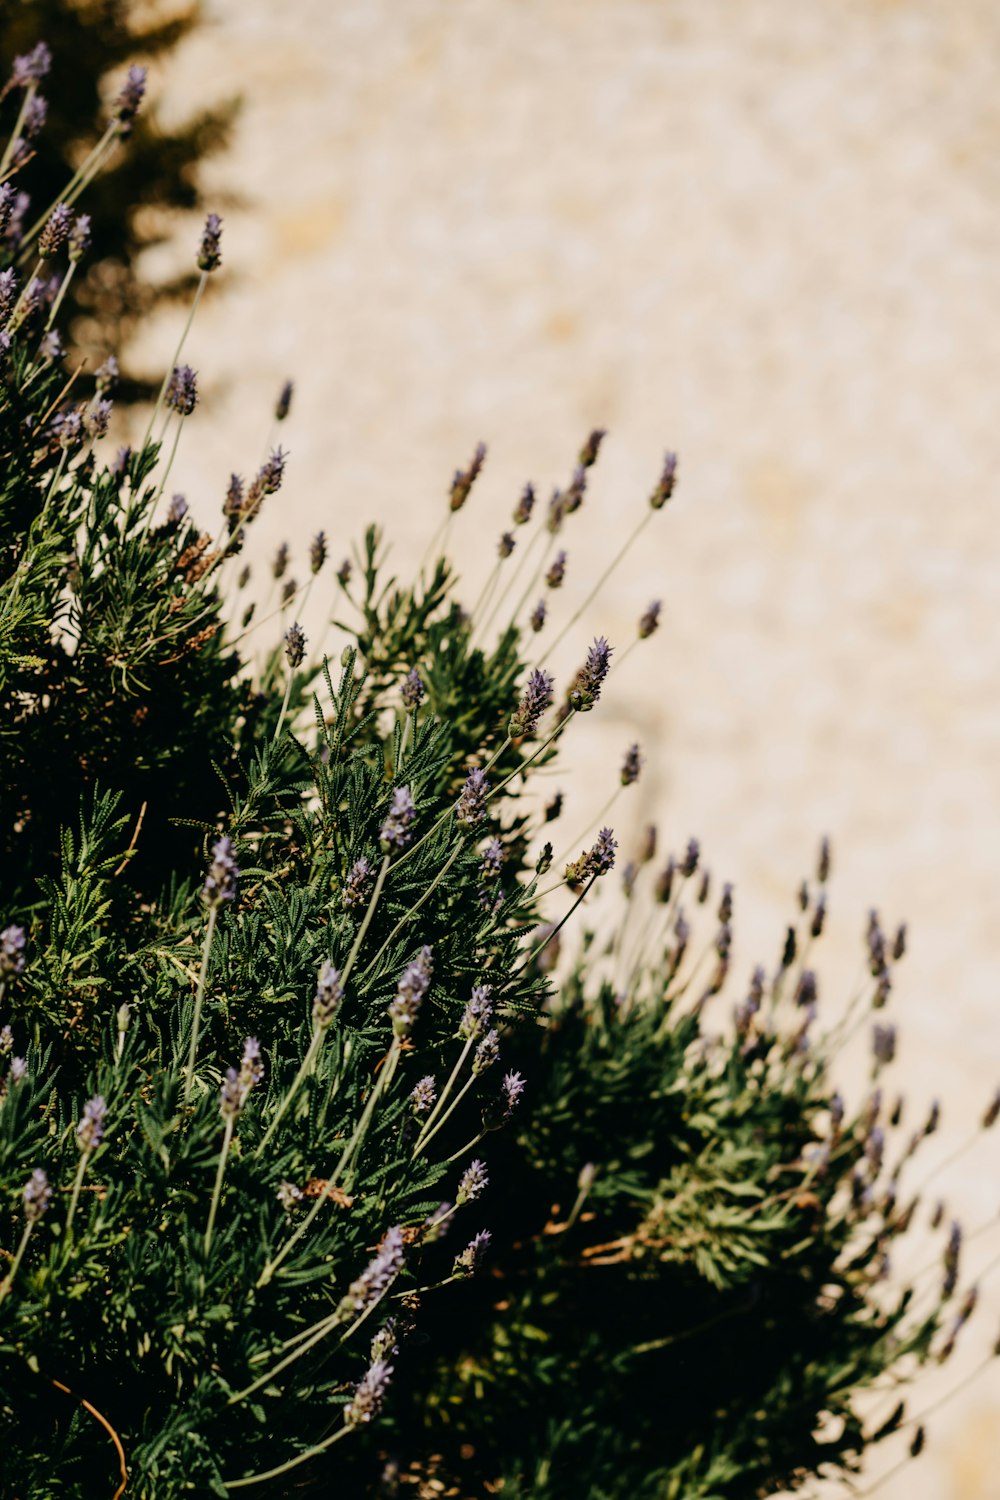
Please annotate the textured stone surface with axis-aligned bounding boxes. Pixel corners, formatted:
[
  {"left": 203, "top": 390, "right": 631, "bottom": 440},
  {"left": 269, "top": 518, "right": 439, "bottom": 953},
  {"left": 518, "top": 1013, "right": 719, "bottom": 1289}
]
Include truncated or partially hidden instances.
[{"left": 137, "top": 2, "right": 1000, "bottom": 1491}]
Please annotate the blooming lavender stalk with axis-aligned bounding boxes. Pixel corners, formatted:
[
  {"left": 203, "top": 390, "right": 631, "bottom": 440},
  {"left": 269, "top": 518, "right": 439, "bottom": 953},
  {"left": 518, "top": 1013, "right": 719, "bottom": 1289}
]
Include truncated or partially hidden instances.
[
  {"left": 0, "top": 924, "right": 26, "bottom": 980},
  {"left": 197, "top": 213, "right": 223, "bottom": 272},
  {"left": 501, "top": 1070, "right": 526, "bottom": 1115},
  {"left": 380, "top": 786, "right": 416, "bottom": 851},
  {"left": 530, "top": 598, "right": 547, "bottom": 633},
  {"left": 344, "top": 1358, "right": 394, "bottom": 1427},
  {"left": 401, "top": 668, "right": 424, "bottom": 711},
  {"left": 11, "top": 43, "right": 52, "bottom": 88},
  {"left": 546, "top": 549, "right": 567, "bottom": 588},
  {"left": 38, "top": 202, "right": 72, "bottom": 258},
  {"left": 342, "top": 856, "right": 373, "bottom": 910},
  {"left": 510, "top": 668, "right": 554, "bottom": 738},
  {"left": 410, "top": 1075, "right": 437, "bottom": 1114},
  {"left": 621, "top": 743, "right": 642, "bottom": 786},
  {"left": 873, "top": 1022, "right": 897, "bottom": 1068},
  {"left": 206, "top": 1040, "right": 263, "bottom": 1253},
  {"left": 339, "top": 1226, "right": 405, "bottom": 1318},
  {"left": 472, "top": 1029, "right": 500, "bottom": 1075},
  {"left": 456, "top": 1159, "right": 488, "bottom": 1205},
  {"left": 284, "top": 621, "right": 306, "bottom": 668},
  {"left": 455, "top": 768, "right": 489, "bottom": 827},
  {"left": 275, "top": 379, "right": 294, "bottom": 421},
  {"left": 23, "top": 1168, "right": 51, "bottom": 1223},
  {"left": 202, "top": 837, "right": 239, "bottom": 908},
  {"left": 165, "top": 364, "right": 198, "bottom": 416},
  {"left": 68, "top": 213, "right": 91, "bottom": 262},
  {"left": 649, "top": 450, "right": 678, "bottom": 509},
  {"left": 567, "top": 636, "right": 612, "bottom": 712},
  {"left": 458, "top": 985, "right": 493, "bottom": 1040},
  {"left": 498, "top": 531, "right": 516, "bottom": 559},
  {"left": 453, "top": 1228, "right": 491, "bottom": 1277},
  {"left": 449, "top": 441, "right": 487, "bottom": 511},
  {"left": 272, "top": 541, "right": 290, "bottom": 580},
  {"left": 76, "top": 1095, "right": 106, "bottom": 1153},
  {"left": 167, "top": 493, "right": 188, "bottom": 524},
  {"left": 389, "top": 946, "right": 433, "bottom": 1039},
  {"left": 480, "top": 838, "right": 503, "bottom": 881},
  {"left": 244, "top": 448, "right": 287, "bottom": 521},
  {"left": 309, "top": 531, "right": 327, "bottom": 574},
  {"left": 639, "top": 599, "right": 662, "bottom": 639},
  {"left": 564, "top": 827, "right": 617, "bottom": 888},
  {"left": 112, "top": 64, "right": 147, "bottom": 135},
  {"left": 579, "top": 427, "right": 607, "bottom": 468},
  {"left": 513, "top": 482, "right": 535, "bottom": 524},
  {"left": 313, "top": 963, "right": 344, "bottom": 1029}
]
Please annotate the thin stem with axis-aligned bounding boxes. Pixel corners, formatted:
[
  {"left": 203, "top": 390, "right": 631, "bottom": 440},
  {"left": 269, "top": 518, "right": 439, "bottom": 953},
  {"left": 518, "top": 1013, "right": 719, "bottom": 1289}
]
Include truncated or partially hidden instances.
[
  {"left": 184, "top": 904, "right": 218, "bottom": 1105},
  {"left": 544, "top": 509, "right": 653, "bottom": 659},
  {"left": 0, "top": 86, "right": 34, "bottom": 179},
  {"left": 514, "top": 872, "right": 599, "bottom": 979},
  {"left": 411, "top": 1072, "right": 475, "bottom": 1161},
  {"left": 204, "top": 1117, "right": 235, "bottom": 1255},
  {"left": 445, "top": 1128, "right": 486, "bottom": 1163},
  {"left": 553, "top": 784, "right": 621, "bottom": 871},
  {"left": 256, "top": 1026, "right": 323, "bottom": 1156},
  {"left": 64, "top": 1152, "right": 90, "bottom": 1238},
  {"left": 19, "top": 123, "right": 119, "bottom": 253},
  {"left": 223, "top": 1424, "right": 351, "bottom": 1489},
  {"left": 480, "top": 519, "right": 547, "bottom": 639},
  {"left": 139, "top": 270, "right": 207, "bottom": 458},
  {"left": 357, "top": 842, "right": 463, "bottom": 986},
  {"left": 412, "top": 1036, "right": 476, "bottom": 1155},
  {"left": 341, "top": 855, "right": 390, "bottom": 989},
  {"left": 143, "top": 416, "right": 185, "bottom": 532},
  {"left": 0, "top": 1221, "right": 33, "bottom": 1305},
  {"left": 272, "top": 668, "right": 294, "bottom": 744},
  {"left": 44, "top": 261, "right": 77, "bottom": 333}
]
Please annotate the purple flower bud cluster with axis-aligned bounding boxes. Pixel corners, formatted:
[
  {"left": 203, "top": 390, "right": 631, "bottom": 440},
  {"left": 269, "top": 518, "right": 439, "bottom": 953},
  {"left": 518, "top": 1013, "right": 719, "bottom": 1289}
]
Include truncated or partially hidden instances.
[
  {"left": 456, "top": 1158, "right": 488, "bottom": 1205},
  {"left": 11, "top": 43, "right": 52, "bottom": 87},
  {"left": 313, "top": 963, "right": 344, "bottom": 1028},
  {"left": 513, "top": 482, "right": 535, "bottom": 525},
  {"left": 530, "top": 598, "right": 547, "bottom": 633},
  {"left": 38, "top": 202, "right": 72, "bottom": 258},
  {"left": 342, "top": 856, "right": 373, "bottom": 911},
  {"left": 546, "top": 550, "right": 567, "bottom": 589},
  {"left": 449, "top": 441, "right": 487, "bottom": 512},
  {"left": 942, "top": 1220, "right": 962, "bottom": 1299},
  {"left": 1, "top": 924, "right": 26, "bottom": 978},
  {"left": 473, "top": 1029, "right": 500, "bottom": 1075},
  {"left": 167, "top": 494, "right": 188, "bottom": 524},
  {"left": 76, "top": 1095, "right": 106, "bottom": 1153},
  {"left": 271, "top": 542, "right": 290, "bottom": 580},
  {"left": 380, "top": 785, "right": 416, "bottom": 850},
  {"left": 202, "top": 836, "right": 239, "bottom": 908},
  {"left": 578, "top": 428, "right": 607, "bottom": 468},
  {"left": 873, "top": 1022, "right": 897, "bottom": 1068},
  {"left": 309, "top": 531, "right": 327, "bottom": 575},
  {"left": 638, "top": 599, "right": 661, "bottom": 639},
  {"left": 501, "top": 1070, "right": 525, "bottom": 1114},
  {"left": 245, "top": 448, "right": 287, "bottom": 521},
  {"left": 197, "top": 213, "right": 223, "bottom": 272},
  {"left": 510, "top": 668, "right": 554, "bottom": 738},
  {"left": 112, "top": 64, "right": 147, "bottom": 135},
  {"left": 68, "top": 213, "right": 91, "bottom": 262},
  {"left": 649, "top": 450, "right": 678, "bottom": 510},
  {"left": 277, "top": 1179, "right": 303, "bottom": 1211},
  {"left": 410, "top": 1075, "right": 436, "bottom": 1114},
  {"left": 455, "top": 768, "right": 489, "bottom": 827},
  {"left": 458, "top": 985, "right": 493, "bottom": 1041},
  {"left": 565, "top": 827, "right": 617, "bottom": 888},
  {"left": 498, "top": 531, "right": 515, "bottom": 559},
  {"left": 340, "top": 1225, "right": 405, "bottom": 1317},
  {"left": 344, "top": 1357, "right": 394, "bottom": 1427},
  {"left": 453, "top": 1228, "right": 491, "bottom": 1277},
  {"left": 95, "top": 354, "right": 118, "bottom": 395},
  {"left": 401, "top": 668, "right": 424, "bottom": 710},
  {"left": 389, "top": 945, "right": 433, "bottom": 1039},
  {"left": 620, "top": 743, "right": 642, "bottom": 786},
  {"left": 220, "top": 1037, "right": 263, "bottom": 1121},
  {"left": 479, "top": 838, "right": 503, "bottom": 881},
  {"left": 284, "top": 620, "right": 306, "bottom": 668},
  {"left": 0, "top": 267, "right": 16, "bottom": 324},
  {"left": 23, "top": 1168, "right": 51, "bottom": 1223},
  {"left": 567, "top": 637, "right": 612, "bottom": 712},
  {"left": 165, "top": 364, "right": 198, "bottom": 417}
]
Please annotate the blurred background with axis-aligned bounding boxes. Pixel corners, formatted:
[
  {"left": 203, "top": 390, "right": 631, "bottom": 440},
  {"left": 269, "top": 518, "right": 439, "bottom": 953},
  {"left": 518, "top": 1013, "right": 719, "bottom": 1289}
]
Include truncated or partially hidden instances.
[{"left": 56, "top": 0, "right": 1000, "bottom": 1492}]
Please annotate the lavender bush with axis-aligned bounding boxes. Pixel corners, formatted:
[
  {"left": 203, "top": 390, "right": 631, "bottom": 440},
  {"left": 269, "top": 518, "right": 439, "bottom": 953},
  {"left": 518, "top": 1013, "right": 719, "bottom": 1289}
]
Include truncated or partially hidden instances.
[{"left": 1, "top": 43, "right": 996, "bottom": 1500}]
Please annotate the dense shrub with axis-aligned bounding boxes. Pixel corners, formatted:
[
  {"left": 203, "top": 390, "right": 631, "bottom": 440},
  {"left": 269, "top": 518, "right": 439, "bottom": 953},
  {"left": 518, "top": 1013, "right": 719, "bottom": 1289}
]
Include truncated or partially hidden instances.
[{"left": 1, "top": 42, "right": 994, "bottom": 1500}]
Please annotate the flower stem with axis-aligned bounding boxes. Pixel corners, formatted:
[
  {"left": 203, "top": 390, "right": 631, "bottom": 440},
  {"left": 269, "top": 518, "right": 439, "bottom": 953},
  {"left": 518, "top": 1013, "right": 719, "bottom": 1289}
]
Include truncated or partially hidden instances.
[
  {"left": 64, "top": 1151, "right": 90, "bottom": 1238},
  {"left": 184, "top": 903, "right": 218, "bottom": 1105},
  {"left": 0, "top": 1221, "right": 33, "bottom": 1306},
  {"left": 543, "top": 509, "right": 653, "bottom": 659},
  {"left": 411, "top": 1072, "right": 476, "bottom": 1160},
  {"left": 223, "top": 1424, "right": 351, "bottom": 1489}
]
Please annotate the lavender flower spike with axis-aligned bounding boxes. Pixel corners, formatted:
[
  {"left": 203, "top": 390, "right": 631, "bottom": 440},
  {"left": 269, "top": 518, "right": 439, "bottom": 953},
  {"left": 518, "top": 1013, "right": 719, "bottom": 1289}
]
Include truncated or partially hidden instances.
[
  {"left": 456, "top": 768, "right": 489, "bottom": 827},
  {"left": 197, "top": 213, "right": 223, "bottom": 272},
  {"left": 202, "top": 836, "right": 239, "bottom": 908},
  {"left": 510, "top": 668, "right": 554, "bottom": 738},
  {"left": 284, "top": 621, "right": 306, "bottom": 668},
  {"left": 340, "top": 1225, "right": 405, "bottom": 1317},
  {"left": 389, "top": 945, "right": 433, "bottom": 1039},
  {"left": 344, "top": 1358, "right": 394, "bottom": 1427},
  {"left": 0, "top": 924, "right": 26, "bottom": 978},
  {"left": 275, "top": 379, "right": 294, "bottom": 421},
  {"left": 401, "top": 668, "right": 424, "bottom": 711},
  {"left": 410, "top": 1075, "right": 436, "bottom": 1114},
  {"left": 23, "top": 1169, "right": 52, "bottom": 1223},
  {"left": 313, "top": 963, "right": 345, "bottom": 1028},
  {"left": 453, "top": 1228, "right": 492, "bottom": 1277},
  {"left": 567, "top": 636, "right": 612, "bottom": 712},
  {"left": 38, "top": 202, "right": 72, "bottom": 259},
  {"left": 502, "top": 1071, "right": 526, "bottom": 1114},
  {"left": 76, "top": 1095, "right": 107, "bottom": 1153},
  {"left": 638, "top": 599, "right": 662, "bottom": 639},
  {"left": 165, "top": 364, "right": 198, "bottom": 417},
  {"left": 649, "top": 450, "right": 678, "bottom": 510},
  {"left": 342, "top": 856, "right": 373, "bottom": 910},
  {"left": 112, "top": 64, "right": 147, "bottom": 135},
  {"left": 11, "top": 43, "right": 52, "bottom": 87},
  {"left": 472, "top": 1029, "right": 500, "bottom": 1075},
  {"left": 456, "top": 1159, "right": 488, "bottom": 1205},
  {"left": 380, "top": 785, "right": 416, "bottom": 850},
  {"left": 458, "top": 985, "right": 493, "bottom": 1040},
  {"left": 620, "top": 743, "right": 642, "bottom": 786}
]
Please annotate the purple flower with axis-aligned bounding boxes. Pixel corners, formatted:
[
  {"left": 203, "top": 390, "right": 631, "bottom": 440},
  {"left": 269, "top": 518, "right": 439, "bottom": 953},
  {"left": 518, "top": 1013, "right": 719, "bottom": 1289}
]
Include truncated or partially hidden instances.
[
  {"left": 313, "top": 963, "right": 344, "bottom": 1029},
  {"left": 337, "top": 557, "right": 352, "bottom": 587},
  {"left": 389, "top": 945, "right": 433, "bottom": 1039},
  {"left": 567, "top": 637, "right": 612, "bottom": 712},
  {"left": 680, "top": 838, "right": 700, "bottom": 878},
  {"left": 0, "top": 925, "right": 26, "bottom": 979},
  {"left": 380, "top": 785, "right": 416, "bottom": 851},
  {"left": 649, "top": 450, "right": 678, "bottom": 510},
  {"left": 275, "top": 379, "right": 294, "bottom": 422},
  {"left": 453, "top": 1228, "right": 491, "bottom": 1277},
  {"left": 501, "top": 1070, "right": 525, "bottom": 1114},
  {"left": 23, "top": 1169, "right": 51, "bottom": 1223},
  {"left": 513, "top": 482, "right": 535, "bottom": 525},
  {"left": 220, "top": 1069, "right": 244, "bottom": 1120},
  {"left": 39, "top": 330, "right": 63, "bottom": 363},
  {"left": 284, "top": 620, "right": 306, "bottom": 668},
  {"left": 344, "top": 1357, "right": 394, "bottom": 1427},
  {"left": 578, "top": 428, "right": 606, "bottom": 468},
  {"left": 167, "top": 493, "right": 188, "bottom": 524},
  {"left": 11, "top": 44, "right": 52, "bottom": 87},
  {"left": 620, "top": 743, "right": 642, "bottom": 787},
  {"left": 498, "top": 530, "right": 516, "bottom": 559},
  {"left": 342, "top": 856, "right": 373, "bottom": 911},
  {"left": 639, "top": 599, "right": 661, "bottom": 639},
  {"left": 458, "top": 985, "right": 493, "bottom": 1040},
  {"left": 277, "top": 1180, "right": 303, "bottom": 1211},
  {"left": 197, "top": 212, "right": 223, "bottom": 272},
  {"left": 111, "top": 65, "right": 147, "bottom": 134},
  {"left": 202, "top": 836, "right": 239, "bottom": 908},
  {"left": 410, "top": 1075, "right": 436, "bottom": 1114},
  {"left": 401, "top": 668, "right": 424, "bottom": 711},
  {"left": 473, "top": 845, "right": 503, "bottom": 892},
  {"left": 456, "top": 768, "right": 489, "bottom": 827},
  {"left": 39, "top": 203, "right": 73, "bottom": 259},
  {"left": 472, "top": 1029, "right": 500, "bottom": 1075},
  {"left": 309, "top": 531, "right": 327, "bottom": 575},
  {"left": 68, "top": 213, "right": 91, "bottom": 262},
  {"left": 84, "top": 399, "right": 113, "bottom": 438},
  {"left": 0, "top": 1026, "right": 11, "bottom": 1055},
  {"left": 95, "top": 354, "right": 118, "bottom": 396},
  {"left": 565, "top": 827, "right": 617, "bottom": 888},
  {"left": 510, "top": 668, "right": 554, "bottom": 738},
  {"left": 240, "top": 1036, "right": 263, "bottom": 1091},
  {"left": 530, "top": 598, "right": 547, "bottom": 633},
  {"left": 245, "top": 448, "right": 287, "bottom": 519},
  {"left": 165, "top": 364, "right": 198, "bottom": 417},
  {"left": 456, "top": 1159, "right": 488, "bottom": 1205},
  {"left": 76, "top": 1095, "right": 106, "bottom": 1152},
  {"left": 10, "top": 1057, "right": 27, "bottom": 1086},
  {"left": 0, "top": 267, "right": 16, "bottom": 323},
  {"left": 546, "top": 550, "right": 567, "bottom": 589},
  {"left": 873, "top": 1023, "right": 897, "bottom": 1068},
  {"left": 340, "top": 1226, "right": 405, "bottom": 1316},
  {"left": 110, "top": 445, "right": 131, "bottom": 479},
  {"left": 449, "top": 441, "right": 487, "bottom": 512}
]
